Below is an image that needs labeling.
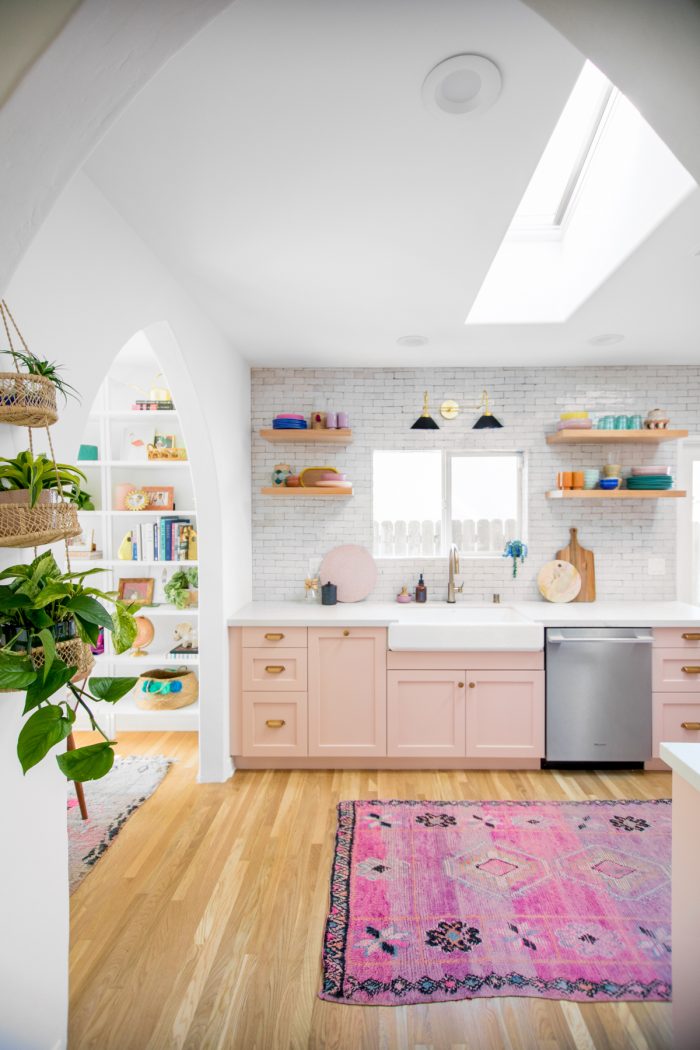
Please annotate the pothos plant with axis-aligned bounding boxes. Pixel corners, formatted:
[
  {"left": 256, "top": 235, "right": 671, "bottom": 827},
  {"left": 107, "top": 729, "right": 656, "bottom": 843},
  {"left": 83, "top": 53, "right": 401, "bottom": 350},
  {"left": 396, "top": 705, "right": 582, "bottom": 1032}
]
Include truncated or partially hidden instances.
[{"left": 0, "top": 551, "right": 140, "bottom": 781}]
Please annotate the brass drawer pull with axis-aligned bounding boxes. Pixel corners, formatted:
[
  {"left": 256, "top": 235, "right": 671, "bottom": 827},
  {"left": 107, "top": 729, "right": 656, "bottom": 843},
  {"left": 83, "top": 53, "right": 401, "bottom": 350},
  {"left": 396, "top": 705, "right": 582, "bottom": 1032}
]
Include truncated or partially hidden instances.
[
  {"left": 681, "top": 721, "right": 700, "bottom": 731},
  {"left": 265, "top": 665, "right": 285, "bottom": 674},
  {"left": 265, "top": 719, "right": 286, "bottom": 729},
  {"left": 343, "top": 629, "right": 350, "bottom": 637},
  {"left": 682, "top": 633, "right": 700, "bottom": 640},
  {"left": 681, "top": 666, "right": 700, "bottom": 674},
  {"left": 265, "top": 632, "right": 284, "bottom": 641},
  {"left": 458, "top": 682, "right": 464, "bottom": 688},
  {"left": 469, "top": 682, "right": 476, "bottom": 688}
]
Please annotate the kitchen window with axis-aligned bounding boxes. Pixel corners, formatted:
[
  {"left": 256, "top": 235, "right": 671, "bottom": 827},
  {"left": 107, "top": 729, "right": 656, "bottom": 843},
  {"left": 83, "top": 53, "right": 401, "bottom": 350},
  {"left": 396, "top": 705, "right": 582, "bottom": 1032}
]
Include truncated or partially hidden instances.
[{"left": 372, "top": 450, "right": 525, "bottom": 558}]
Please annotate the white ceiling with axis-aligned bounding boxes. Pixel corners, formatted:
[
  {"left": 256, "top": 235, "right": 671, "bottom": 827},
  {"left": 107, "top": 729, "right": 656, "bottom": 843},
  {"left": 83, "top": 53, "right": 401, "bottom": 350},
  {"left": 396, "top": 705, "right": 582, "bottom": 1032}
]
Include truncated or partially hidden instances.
[{"left": 84, "top": 0, "right": 700, "bottom": 366}]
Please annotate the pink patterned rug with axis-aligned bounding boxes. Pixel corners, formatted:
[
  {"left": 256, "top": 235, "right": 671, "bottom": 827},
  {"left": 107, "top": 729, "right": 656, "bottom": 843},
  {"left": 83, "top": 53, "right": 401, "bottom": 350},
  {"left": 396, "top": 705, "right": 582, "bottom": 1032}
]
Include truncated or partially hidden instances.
[{"left": 320, "top": 799, "right": 671, "bottom": 1006}]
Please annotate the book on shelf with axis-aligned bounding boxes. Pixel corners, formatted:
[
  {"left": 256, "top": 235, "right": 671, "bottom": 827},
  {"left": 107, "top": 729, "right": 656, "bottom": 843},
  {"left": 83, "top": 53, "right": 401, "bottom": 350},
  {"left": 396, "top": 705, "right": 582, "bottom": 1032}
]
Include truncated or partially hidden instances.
[
  {"left": 69, "top": 549, "right": 104, "bottom": 560},
  {"left": 132, "top": 400, "right": 175, "bottom": 411},
  {"left": 127, "top": 519, "right": 197, "bottom": 562},
  {"left": 168, "top": 645, "right": 198, "bottom": 659}
]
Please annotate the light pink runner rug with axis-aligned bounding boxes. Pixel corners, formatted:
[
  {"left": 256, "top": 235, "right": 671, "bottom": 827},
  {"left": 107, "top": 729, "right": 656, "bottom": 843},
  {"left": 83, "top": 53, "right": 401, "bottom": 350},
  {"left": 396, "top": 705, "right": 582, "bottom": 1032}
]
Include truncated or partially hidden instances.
[{"left": 320, "top": 799, "right": 671, "bottom": 1005}]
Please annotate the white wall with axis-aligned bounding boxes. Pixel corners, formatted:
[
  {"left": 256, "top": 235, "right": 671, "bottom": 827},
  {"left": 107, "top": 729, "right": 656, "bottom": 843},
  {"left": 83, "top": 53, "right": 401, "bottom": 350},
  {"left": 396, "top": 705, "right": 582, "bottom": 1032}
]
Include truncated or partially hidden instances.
[
  {"left": 0, "top": 704, "right": 69, "bottom": 1050},
  {"left": 6, "top": 171, "right": 252, "bottom": 781},
  {"left": 252, "top": 366, "right": 698, "bottom": 602}
]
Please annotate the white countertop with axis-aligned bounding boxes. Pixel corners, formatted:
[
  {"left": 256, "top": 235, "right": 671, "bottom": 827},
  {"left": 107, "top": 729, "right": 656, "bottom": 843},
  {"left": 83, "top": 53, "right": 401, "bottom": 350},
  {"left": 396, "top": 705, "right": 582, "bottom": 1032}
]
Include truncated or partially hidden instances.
[
  {"left": 227, "top": 599, "right": 700, "bottom": 628},
  {"left": 660, "top": 743, "right": 700, "bottom": 793}
]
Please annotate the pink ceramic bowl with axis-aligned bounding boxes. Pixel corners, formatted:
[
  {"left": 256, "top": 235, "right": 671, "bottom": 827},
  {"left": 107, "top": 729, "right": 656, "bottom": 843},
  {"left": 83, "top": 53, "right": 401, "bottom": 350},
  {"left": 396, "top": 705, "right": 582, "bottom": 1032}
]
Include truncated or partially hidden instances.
[{"left": 320, "top": 471, "right": 347, "bottom": 481}]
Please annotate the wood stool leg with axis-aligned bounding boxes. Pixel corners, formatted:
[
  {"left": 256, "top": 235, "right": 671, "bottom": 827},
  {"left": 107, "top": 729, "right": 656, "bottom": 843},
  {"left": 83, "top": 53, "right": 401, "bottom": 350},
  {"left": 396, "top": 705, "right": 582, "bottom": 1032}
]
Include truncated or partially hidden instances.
[{"left": 67, "top": 732, "right": 88, "bottom": 821}]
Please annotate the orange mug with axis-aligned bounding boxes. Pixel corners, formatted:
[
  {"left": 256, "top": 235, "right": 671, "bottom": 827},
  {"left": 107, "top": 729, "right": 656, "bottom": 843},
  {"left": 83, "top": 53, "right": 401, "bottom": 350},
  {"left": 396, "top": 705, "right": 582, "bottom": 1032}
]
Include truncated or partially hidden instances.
[
  {"left": 557, "top": 471, "right": 573, "bottom": 489},
  {"left": 572, "top": 471, "right": 584, "bottom": 489}
]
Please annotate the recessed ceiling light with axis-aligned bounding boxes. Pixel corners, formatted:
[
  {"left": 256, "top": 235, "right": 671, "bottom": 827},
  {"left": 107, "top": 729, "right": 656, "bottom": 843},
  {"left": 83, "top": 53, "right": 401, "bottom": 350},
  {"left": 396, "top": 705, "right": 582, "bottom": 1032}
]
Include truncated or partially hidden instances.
[
  {"left": 422, "top": 54, "right": 502, "bottom": 117},
  {"left": 588, "top": 333, "right": 625, "bottom": 346},
  {"left": 397, "top": 335, "right": 428, "bottom": 348}
]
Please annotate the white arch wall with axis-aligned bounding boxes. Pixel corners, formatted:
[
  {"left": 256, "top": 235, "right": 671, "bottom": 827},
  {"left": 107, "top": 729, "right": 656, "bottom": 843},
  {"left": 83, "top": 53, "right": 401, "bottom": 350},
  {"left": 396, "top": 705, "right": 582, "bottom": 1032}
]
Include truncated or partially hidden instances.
[{"left": 6, "top": 170, "right": 253, "bottom": 783}]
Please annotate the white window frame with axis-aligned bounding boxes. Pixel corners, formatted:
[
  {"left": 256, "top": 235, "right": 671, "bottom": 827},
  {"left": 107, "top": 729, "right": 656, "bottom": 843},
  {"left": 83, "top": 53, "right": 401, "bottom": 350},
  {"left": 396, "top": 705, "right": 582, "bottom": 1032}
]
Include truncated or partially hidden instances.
[
  {"left": 372, "top": 449, "right": 527, "bottom": 559},
  {"left": 676, "top": 437, "right": 700, "bottom": 603}
]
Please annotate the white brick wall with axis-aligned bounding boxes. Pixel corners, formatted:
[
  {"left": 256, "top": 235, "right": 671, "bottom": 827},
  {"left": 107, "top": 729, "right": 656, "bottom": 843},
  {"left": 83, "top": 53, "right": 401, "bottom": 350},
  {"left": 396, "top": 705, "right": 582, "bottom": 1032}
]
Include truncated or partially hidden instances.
[{"left": 252, "top": 367, "right": 699, "bottom": 602}]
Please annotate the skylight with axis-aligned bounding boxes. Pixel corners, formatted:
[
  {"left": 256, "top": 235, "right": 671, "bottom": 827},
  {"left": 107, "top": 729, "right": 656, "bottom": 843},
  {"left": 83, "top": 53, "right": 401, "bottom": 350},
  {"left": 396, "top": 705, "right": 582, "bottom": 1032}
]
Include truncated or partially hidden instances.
[{"left": 511, "top": 61, "right": 613, "bottom": 232}]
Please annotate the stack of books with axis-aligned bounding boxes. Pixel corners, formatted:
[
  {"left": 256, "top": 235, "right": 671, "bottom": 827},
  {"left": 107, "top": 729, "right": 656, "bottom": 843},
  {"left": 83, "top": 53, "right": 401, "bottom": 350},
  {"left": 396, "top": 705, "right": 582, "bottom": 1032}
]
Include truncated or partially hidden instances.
[
  {"left": 127, "top": 518, "right": 196, "bottom": 561},
  {"left": 168, "top": 644, "right": 199, "bottom": 659},
  {"left": 132, "top": 399, "right": 176, "bottom": 412}
]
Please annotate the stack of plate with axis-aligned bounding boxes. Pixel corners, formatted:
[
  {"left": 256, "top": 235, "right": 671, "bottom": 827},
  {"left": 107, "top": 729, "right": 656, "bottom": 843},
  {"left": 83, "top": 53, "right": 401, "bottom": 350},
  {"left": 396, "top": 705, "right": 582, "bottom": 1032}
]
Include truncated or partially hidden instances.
[
  {"left": 627, "top": 468, "right": 673, "bottom": 490},
  {"left": 272, "top": 413, "right": 308, "bottom": 430}
]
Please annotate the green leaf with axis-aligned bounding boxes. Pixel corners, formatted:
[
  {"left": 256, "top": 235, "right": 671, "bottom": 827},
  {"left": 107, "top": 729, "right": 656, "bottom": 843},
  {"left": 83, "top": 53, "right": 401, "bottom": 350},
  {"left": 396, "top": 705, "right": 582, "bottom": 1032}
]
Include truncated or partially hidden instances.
[
  {"left": 37, "top": 627, "right": 57, "bottom": 679},
  {"left": 88, "top": 676, "right": 138, "bottom": 703},
  {"left": 0, "top": 648, "right": 37, "bottom": 690},
  {"left": 32, "top": 583, "right": 72, "bottom": 608},
  {"left": 17, "top": 704, "right": 73, "bottom": 773},
  {"left": 0, "top": 589, "right": 33, "bottom": 611},
  {"left": 73, "top": 616, "right": 101, "bottom": 647},
  {"left": 56, "top": 741, "right": 115, "bottom": 782},
  {"left": 111, "top": 602, "right": 137, "bottom": 654},
  {"left": 65, "top": 595, "right": 113, "bottom": 629},
  {"left": 23, "top": 660, "right": 76, "bottom": 713}
]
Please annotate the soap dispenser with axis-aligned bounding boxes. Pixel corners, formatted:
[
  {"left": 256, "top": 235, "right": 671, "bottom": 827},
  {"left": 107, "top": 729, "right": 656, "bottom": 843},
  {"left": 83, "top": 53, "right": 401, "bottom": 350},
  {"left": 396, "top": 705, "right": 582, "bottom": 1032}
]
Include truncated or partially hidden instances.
[{"left": 415, "top": 573, "right": 427, "bottom": 603}]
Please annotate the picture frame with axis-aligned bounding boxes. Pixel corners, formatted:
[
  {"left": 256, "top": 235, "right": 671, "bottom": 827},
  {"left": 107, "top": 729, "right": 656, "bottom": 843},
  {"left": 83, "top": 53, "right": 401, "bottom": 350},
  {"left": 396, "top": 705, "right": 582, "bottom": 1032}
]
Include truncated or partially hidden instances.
[
  {"left": 141, "top": 485, "right": 175, "bottom": 510},
  {"left": 117, "top": 578, "right": 155, "bottom": 606}
]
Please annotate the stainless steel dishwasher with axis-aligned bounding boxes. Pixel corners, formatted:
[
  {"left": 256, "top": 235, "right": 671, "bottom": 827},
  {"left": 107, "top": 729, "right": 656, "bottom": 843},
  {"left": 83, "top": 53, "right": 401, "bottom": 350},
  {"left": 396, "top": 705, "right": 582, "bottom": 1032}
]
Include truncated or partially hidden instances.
[{"left": 546, "top": 627, "right": 652, "bottom": 763}]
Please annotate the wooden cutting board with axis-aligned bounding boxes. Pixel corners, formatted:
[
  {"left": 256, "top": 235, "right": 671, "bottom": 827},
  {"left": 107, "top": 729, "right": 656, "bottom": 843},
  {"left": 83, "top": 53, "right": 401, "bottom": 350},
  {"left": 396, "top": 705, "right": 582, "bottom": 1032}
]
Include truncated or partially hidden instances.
[{"left": 555, "top": 527, "right": 596, "bottom": 602}]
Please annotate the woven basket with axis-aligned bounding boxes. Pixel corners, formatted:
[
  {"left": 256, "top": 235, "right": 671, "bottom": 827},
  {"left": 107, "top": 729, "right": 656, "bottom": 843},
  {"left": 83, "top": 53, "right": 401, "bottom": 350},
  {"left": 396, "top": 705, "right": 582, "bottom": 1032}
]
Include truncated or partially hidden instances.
[
  {"left": 0, "top": 490, "right": 81, "bottom": 547},
  {"left": 135, "top": 668, "right": 198, "bottom": 710},
  {"left": 0, "top": 638, "right": 94, "bottom": 692},
  {"left": 0, "top": 372, "right": 58, "bottom": 427}
]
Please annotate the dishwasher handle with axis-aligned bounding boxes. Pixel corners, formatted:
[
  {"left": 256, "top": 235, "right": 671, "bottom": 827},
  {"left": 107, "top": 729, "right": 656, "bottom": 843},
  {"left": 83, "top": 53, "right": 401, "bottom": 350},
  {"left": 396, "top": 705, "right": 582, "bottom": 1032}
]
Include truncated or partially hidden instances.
[{"left": 547, "top": 633, "right": 653, "bottom": 645}]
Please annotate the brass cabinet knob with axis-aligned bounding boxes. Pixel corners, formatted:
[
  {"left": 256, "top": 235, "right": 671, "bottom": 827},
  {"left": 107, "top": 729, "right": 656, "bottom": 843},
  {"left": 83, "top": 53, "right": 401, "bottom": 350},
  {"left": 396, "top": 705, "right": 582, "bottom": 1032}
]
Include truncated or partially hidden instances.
[
  {"left": 681, "top": 666, "right": 700, "bottom": 674},
  {"left": 265, "top": 632, "right": 284, "bottom": 641},
  {"left": 265, "top": 719, "right": 286, "bottom": 729},
  {"left": 681, "top": 721, "right": 700, "bottom": 731},
  {"left": 265, "top": 665, "right": 285, "bottom": 674},
  {"left": 458, "top": 682, "right": 464, "bottom": 688},
  {"left": 682, "top": 633, "right": 700, "bottom": 640},
  {"left": 343, "top": 629, "right": 350, "bottom": 637},
  {"left": 468, "top": 682, "right": 476, "bottom": 688}
]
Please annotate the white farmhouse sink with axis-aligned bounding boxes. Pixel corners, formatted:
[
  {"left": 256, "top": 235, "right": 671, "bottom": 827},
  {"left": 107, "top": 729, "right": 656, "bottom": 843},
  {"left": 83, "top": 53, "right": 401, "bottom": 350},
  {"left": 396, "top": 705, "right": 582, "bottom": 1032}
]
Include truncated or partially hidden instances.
[{"left": 388, "top": 605, "right": 543, "bottom": 651}]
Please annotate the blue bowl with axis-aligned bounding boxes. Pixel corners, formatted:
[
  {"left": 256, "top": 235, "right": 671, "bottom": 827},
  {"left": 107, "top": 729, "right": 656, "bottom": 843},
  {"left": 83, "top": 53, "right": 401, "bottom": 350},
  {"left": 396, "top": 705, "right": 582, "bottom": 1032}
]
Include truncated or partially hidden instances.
[{"left": 599, "top": 477, "right": 620, "bottom": 490}]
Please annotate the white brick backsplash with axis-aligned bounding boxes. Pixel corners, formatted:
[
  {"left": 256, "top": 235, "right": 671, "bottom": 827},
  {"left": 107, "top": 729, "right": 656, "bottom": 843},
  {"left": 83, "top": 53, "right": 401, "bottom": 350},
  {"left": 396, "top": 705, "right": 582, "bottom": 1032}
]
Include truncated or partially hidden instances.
[{"left": 252, "top": 367, "right": 698, "bottom": 602}]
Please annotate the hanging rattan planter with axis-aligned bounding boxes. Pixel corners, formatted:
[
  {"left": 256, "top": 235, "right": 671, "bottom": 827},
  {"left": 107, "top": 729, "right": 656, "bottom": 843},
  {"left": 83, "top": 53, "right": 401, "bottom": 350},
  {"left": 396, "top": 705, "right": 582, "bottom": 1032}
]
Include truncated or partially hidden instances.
[
  {"left": 29, "top": 637, "right": 95, "bottom": 678},
  {"left": 0, "top": 490, "right": 81, "bottom": 547},
  {"left": 0, "top": 371, "right": 58, "bottom": 427}
]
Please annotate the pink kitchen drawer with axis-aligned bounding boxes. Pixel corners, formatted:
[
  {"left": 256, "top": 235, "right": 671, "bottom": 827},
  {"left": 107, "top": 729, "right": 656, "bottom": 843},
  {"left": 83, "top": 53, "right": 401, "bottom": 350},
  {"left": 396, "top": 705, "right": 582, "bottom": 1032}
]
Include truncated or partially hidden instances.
[
  {"left": 653, "top": 627, "right": 700, "bottom": 649},
  {"left": 242, "top": 626, "right": 307, "bottom": 648},
  {"left": 652, "top": 692, "right": 700, "bottom": 757},
  {"left": 241, "top": 691, "right": 308, "bottom": 757},
  {"left": 652, "top": 649, "right": 700, "bottom": 693},
  {"left": 242, "top": 648, "right": 308, "bottom": 691}
]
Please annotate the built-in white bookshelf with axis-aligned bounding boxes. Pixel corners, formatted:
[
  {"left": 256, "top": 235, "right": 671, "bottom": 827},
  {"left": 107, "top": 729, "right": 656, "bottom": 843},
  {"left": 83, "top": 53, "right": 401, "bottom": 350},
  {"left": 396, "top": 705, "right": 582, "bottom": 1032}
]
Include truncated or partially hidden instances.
[{"left": 70, "top": 338, "right": 199, "bottom": 733}]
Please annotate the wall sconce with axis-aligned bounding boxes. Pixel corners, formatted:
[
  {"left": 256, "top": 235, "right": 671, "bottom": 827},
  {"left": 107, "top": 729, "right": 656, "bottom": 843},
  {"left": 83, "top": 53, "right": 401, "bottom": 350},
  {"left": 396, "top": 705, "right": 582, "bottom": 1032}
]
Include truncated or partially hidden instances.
[
  {"left": 472, "top": 389, "right": 503, "bottom": 429},
  {"left": 411, "top": 390, "right": 440, "bottom": 430}
]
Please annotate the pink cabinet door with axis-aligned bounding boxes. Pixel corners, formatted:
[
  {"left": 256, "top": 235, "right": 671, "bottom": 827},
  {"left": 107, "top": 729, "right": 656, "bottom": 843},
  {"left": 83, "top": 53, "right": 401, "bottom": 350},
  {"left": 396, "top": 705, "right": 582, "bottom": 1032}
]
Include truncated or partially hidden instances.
[
  {"left": 308, "top": 627, "right": 387, "bottom": 757},
  {"left": 387, "top": 670, "right": 466, "bottom": 757},
  {"left": 465, "top": 670, "right": 544, "bottom": 759}
]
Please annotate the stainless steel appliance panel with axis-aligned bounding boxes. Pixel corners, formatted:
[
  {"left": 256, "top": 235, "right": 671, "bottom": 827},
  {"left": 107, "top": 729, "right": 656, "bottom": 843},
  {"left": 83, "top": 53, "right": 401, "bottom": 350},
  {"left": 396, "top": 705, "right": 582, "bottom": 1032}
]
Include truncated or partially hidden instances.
[{"left": 546, "top": 627, "right": 652, "bottom": 762}]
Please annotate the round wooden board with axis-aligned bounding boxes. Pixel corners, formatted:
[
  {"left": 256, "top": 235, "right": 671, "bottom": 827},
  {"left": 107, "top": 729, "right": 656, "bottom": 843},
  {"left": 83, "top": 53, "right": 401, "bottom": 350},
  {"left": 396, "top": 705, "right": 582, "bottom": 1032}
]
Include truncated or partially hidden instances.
[
  {"left": 537, "top": 560, "right": 582, "bottom": 603},
  {"left": 319, "top": 544, "right": 377, "bottom": 602}
]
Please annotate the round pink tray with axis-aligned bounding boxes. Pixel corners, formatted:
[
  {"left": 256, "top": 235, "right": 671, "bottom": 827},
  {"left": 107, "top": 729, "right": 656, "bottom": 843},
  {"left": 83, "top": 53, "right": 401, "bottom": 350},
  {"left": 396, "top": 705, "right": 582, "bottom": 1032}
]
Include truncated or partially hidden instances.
[{"left": 319, "top": 544, "right": 377, "bottom": 603}]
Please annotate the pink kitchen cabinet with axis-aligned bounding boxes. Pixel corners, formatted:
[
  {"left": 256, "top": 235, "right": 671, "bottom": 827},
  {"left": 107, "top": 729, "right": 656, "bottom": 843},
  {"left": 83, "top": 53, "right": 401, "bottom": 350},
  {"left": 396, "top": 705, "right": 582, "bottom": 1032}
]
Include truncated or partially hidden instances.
[
  {"left": 308, "top": 627, "right": 387, "bottom": 757},
  {"left": 387, "top": 670, "right": 466, "bottom": 758},
  {"left": 465, "top": 669, "right": 545, "bottom": 759}
]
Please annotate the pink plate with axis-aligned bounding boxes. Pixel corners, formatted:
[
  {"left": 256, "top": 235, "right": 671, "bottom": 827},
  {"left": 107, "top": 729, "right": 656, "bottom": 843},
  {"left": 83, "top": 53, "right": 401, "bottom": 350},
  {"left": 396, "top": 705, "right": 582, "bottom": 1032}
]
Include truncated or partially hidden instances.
[
  {"left": 274, "top": 413, "right": 305, "bottom": 421},
  {"left": 319, "top": 544, "right": 377, "bottom": 603}
]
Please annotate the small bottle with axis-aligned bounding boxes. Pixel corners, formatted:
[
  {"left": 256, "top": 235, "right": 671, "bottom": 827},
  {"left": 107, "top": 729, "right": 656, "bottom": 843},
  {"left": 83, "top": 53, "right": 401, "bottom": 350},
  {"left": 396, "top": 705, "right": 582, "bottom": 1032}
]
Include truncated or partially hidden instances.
[{"left": 415, "top": 573, "right": 427, "bottom": 603}]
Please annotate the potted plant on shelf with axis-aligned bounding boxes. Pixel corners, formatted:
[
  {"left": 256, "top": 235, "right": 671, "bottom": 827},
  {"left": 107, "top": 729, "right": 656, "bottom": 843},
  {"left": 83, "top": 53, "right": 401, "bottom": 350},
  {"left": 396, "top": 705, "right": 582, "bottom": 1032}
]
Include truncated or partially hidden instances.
[
  {"left": 0, "top": 450, "right": 93, "bottom": 547},
  {"left": 164, "top": 567, "right": 198, "bottom": 609},
  {"left": 0, "top": 551, "right": 140, "bottom": 782}
]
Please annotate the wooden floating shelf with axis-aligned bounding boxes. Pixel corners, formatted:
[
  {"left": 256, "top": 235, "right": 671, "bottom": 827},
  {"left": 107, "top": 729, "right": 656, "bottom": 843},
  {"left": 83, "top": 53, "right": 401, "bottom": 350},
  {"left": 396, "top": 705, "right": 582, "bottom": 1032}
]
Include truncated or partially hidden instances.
[
  {"left": 546, "top": 489, "right": 686, "bottom": 500},
  {"left": 547, "top": 429, "right": 688, "bottom": 445},
  {"left": 260, "top": 486, "right": 353, "bottom": 497},
  {"left": 259, "top": 428, "right": 353, "bottom": 444}
]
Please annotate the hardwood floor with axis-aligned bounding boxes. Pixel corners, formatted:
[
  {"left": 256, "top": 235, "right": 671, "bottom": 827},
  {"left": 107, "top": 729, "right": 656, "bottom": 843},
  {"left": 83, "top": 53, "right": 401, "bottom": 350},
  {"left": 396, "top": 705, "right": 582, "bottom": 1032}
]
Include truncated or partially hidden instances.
[{"left": 69, "top": 732, "right": 673, "bottom": 1050}]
